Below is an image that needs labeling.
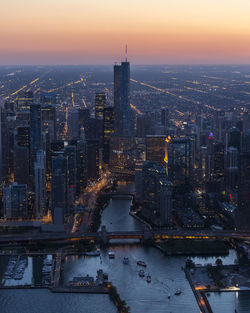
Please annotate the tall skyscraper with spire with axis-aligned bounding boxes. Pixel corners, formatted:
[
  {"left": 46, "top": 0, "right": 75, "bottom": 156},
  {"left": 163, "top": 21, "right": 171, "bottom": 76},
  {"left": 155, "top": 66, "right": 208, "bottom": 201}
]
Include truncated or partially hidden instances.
[{"left": 113, "top": 48, "right": 133, "bottom": 136}]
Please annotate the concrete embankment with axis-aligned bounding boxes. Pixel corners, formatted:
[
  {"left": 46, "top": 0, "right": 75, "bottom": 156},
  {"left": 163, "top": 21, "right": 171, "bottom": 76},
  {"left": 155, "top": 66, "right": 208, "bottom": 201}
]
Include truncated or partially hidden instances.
[
  {"left": 184, "top": 268, "right": 213, "bottom": 313},
  {"left": 51, "top": 286, "right": 109, "bottom": 294}
]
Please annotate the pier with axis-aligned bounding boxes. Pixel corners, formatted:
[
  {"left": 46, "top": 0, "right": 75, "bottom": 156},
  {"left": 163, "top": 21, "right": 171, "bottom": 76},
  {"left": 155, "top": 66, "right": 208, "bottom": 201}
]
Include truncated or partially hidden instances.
[{"left": 185, "top": 268, "right": 213, "bottom": 313}]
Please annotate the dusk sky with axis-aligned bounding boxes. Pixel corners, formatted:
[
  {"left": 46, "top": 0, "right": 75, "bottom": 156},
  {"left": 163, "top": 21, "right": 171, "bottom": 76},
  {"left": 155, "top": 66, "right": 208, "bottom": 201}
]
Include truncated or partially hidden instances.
[{"left": 1, "top": 0, "right": 250, "bottom": 65}]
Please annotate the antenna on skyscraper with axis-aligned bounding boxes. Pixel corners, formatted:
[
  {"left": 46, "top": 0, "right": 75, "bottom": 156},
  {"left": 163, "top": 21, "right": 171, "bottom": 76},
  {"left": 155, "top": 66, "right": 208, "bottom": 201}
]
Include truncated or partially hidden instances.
[{"left": 125, "top": 44, "right": 128, "bottom": 62}]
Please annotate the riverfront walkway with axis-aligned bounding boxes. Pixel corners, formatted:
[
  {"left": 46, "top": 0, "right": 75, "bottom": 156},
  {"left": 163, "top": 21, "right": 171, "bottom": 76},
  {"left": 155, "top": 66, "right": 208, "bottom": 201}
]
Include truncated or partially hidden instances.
[
  {"left": 53, "top": 249, "right": 64, "bottom": 287},
  {"left": 185, "top": 268, "right": 213, "bottom": 313}
]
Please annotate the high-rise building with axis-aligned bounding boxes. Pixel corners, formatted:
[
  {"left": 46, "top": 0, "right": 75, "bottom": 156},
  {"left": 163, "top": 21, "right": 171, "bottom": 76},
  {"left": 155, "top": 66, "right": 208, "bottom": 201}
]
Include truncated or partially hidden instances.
[
  {"left": 40, "top": 92, "right": 57, "bottom": 105},
  {"left": 67, "top": 108, "right": 79, "bottom": 139},
  {"left": 168, "top": 137, "right": 191, "bottom": 186},
  {"left": 114, "top": 60, "right": 133, "bottom": 136},
  {"left": 146, "top": 135, "right": 167, "bottom": 168},
  {"left": 51, "top": 154, "right": 67, "bottom": 218},
  {"left": 161, "top": 108, "right": 169, "bottom": 133},
  {"left": 87, "top": 139, "right": 99, "bottom": 180},
  {"left": 135, "top": 161, "right": 172, "bottom": 225},
  {"left": 34, "top": 150, "right": 46, "bottom": 218},
  {"left": 109, "top": 136, "right": 135, "bottom": 176},
  {"left": 76, "top": 128, "right": 88, "bottom": 196},
  {"left": 103, "top": 107, "right": 114, "bottom": 163},
  {"left": 30, "top": 103, "right": 42, "bottom": 176},
  {"left": 3, "top": 182, "right": 28, "bottom": 219},
  {"left": 95, "top": 93, "right": 106, "bottom": 119},
  {"left": 65, "top": 145, "right": 77, "bottom": 208},
  {"left": 41, "top": 104, "right": 57, "bottom": 141}
]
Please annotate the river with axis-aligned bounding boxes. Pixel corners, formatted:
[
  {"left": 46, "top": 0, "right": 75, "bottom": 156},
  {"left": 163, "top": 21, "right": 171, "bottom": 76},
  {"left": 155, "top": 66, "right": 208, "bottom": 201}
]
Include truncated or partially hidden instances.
[{"left": 0, "top": 182, "right": 249, "bottom": 313}]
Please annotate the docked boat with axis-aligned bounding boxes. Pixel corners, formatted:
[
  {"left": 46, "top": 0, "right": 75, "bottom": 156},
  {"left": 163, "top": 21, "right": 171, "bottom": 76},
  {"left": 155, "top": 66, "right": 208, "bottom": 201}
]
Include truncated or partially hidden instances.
[
  {"left": 108, "top": 251, "right": 115, "bottom": 259},
  {"left": 146, "top": 275, "right": 151, "bottom": 283},
  {"left": 175, "top": 289, "right": 182, "bottom": 295},
  {"left": 137, "top": 261, "right": 147, "bottom": 267},
  {"left": 123, "top": 257, "right": 129, "bottom": 264},
  {"left": 139, "top": 270, "right": 145, "bottom": 277}
]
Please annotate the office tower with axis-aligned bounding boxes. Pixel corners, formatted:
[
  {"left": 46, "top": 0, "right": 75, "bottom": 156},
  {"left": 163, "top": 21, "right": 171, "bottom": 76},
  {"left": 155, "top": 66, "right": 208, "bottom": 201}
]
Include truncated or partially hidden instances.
[
  {"left": 13, "top": 127, "right": 30, "bottom": 185},
  {"left": 146, "top": 135, "right": 167, "bottom": 168},
  {"left": 225, "top": 146, "right": 239, "bottom": 199},
  {"left": 87, "top": 139, "right": 99, "bottom": 180},
  {"left": 168, "top": 137, "right": 191, "bottom": 186},
  {"left": 14, "top": 145, "right": 30, "bottom": 186},
  {"left": 103, "top": 107, "right": 114, "bottom": 163},
  {"left": 40, "top": 92, "right": 57, "bottom": 105},
  {"left": 135, "top": 162, "right": 143, "bottom": 201},
  {"left": 109, "top": 136, "right": 135, "bottom": 176},
  {"left": 243, "top": 113, "right": 250, "bottom": 132},
  {"left": 114, "top": 59, "right": 133, "bottom": 136},
  {"left": 65, "top": 145, "right": 77, "bottom": 208},
  {"left": 67, "top": 108, "right": 79, "bottom": 139},
  {"left": 1, "top": 106, "right": 14, "bottom": 184},
  {"left": 95, "top": 93, "right": 106, "bottom": 119},
  {"left": 51, "top": 154, "right": 67, "bottom": 218},
  {"left": 161, "top": 108, "right": 169, "bottom": 133},
  {"left": 76, "top": 128, "right": 88, "bottom": 196},
  {"left": 212, "top": 142, "right": 224, "bottom": 179},
  {"left": 34, "top": 150, "right": 46, "bottom": 218},
  {"left": 3, "top": 182, "right": 28, "bottom": 219},
  {"left": 53, "top": 207, "right": 64, "bottom": 225},
  {"left": 136, "top": 113, "right": 154, "bottom": 137},
  {"left": 135, "top": 161, "right": 172, "bottom": 225},
  {"left": 241, "top": 130, "right": 250, "bottom": 153},
  {"left": 16, "top": 91, "right": 33, "bottom": 111},
  {"left": 78, "top": 108, "right": 90, "bottom": 130},
  {"left": 85, "top": 117, "right": 103, "bottom": 142},
  {"left": 30, "top": 103, "right": 42, "bottom": 176},
  {"left": 214, "top": 110, "right": 225, "bottom": 142},
  {"left": 228, "top": 127, "right": 241, "bottom": 151},
  {"left": 158, "top": 177, "right": 173, "bottom": 225},
  {"left": 238, "top": 131, "right": 250, "bottom": 218},
  {"left": 238, "top": 151, "right": 250, "bottom": 230},
  {"left": 41, "top": 104, "right": 57, "bottom": 141}
]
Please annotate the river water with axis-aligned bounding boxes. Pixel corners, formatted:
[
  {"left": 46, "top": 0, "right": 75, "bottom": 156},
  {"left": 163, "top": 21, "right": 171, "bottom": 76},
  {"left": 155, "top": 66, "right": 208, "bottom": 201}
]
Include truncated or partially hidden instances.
[{"left": 1, "top": 183, "right": 249, "bottom": 313}]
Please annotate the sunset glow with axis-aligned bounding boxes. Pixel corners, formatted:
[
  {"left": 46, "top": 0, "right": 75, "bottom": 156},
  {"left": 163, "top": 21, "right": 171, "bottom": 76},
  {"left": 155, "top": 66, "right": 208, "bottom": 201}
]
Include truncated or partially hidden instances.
[{"left": 1, "top": 0, "right": 250, "bottom": 64}]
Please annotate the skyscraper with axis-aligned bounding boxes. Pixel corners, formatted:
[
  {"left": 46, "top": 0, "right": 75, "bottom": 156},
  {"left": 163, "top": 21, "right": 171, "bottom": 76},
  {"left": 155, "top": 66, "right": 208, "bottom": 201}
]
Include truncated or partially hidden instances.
[
  {"left": 103, "top": 106, "right": 114, "bottom": 163},
  {"left": 146, "top": 135, "right": 167, "bottom": 168},
  {"left": 51, "top": 154, "right": 67, "bottom": 218},
  {"left": 3, "top": 182, "right": 28, "bottom": 219},
  {"left": 114, "top": 59, "right": 133, "bottom": 136},
  {"left": 95, "top": 93, "right": 106, "bottom": 119},
  {"left": 30, "top": 103, "right": 42, "bottom": 176},
  {"left": 34, "top": 150, "right": 46, "bottom": 218},
  {"left": 135, "top": 161, "right": 173, "bottom": 226}
]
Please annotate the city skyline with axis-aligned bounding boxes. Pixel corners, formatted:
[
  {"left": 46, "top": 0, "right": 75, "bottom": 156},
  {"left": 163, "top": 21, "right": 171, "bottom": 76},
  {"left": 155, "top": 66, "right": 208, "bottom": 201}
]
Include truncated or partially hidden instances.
[{"left": 1, "top": 0, "right": 250, "bottom": 65}]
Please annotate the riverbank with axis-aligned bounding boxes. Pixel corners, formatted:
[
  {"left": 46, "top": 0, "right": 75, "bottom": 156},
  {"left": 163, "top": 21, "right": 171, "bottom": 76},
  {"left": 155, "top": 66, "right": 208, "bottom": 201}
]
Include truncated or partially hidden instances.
[{"left": 156, "top": 239, "right": 230, "bottom": 256}]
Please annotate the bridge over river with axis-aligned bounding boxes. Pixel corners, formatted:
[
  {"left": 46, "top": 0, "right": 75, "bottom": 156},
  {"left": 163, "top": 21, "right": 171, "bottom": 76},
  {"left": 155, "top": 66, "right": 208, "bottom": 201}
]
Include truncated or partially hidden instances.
[{"left": 1, "top": 227, "right": 250, "bottom": 246}]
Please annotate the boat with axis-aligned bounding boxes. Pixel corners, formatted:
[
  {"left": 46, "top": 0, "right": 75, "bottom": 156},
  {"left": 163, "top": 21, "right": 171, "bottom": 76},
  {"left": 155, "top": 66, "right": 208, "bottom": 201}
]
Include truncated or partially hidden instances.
[
  {"left": 146, "top": 275, "right": 151, "bottom": 283},
  {"left": 137, "top": 261, "right": 147, "bottom": 267},
  {"left": 175, "top": 289, "right": 182, "bottom": 295},
  {"left": 139, "top": 270, "right": 145, "bottom": 277},
  {"left": 123, "top": 257, "right": 129, "bottom": 264},
  {"left": 108, "top": 251, "right": 115, "bottom": 259},
  {"left": 85, "top": 249, "right": 100, "bottom": 256},
  {"left": 168, "top": 293, "right": 171, "bottom": 299}
]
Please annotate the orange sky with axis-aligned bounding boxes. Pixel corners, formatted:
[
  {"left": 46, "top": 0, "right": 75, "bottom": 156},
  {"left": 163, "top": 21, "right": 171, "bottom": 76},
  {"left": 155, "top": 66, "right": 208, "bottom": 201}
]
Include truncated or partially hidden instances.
[{"left": 1, "top": 0, "right": 250, "bottom": 64}]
